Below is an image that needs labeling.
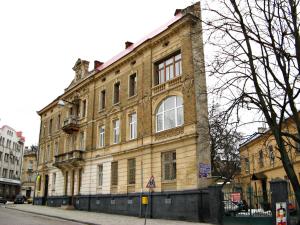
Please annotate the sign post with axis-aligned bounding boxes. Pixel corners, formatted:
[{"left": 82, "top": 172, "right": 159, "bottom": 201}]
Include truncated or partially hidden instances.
[
  {"left": 144, "top": 175, "right": 155, "bottom": 225},
  {"left": 276, "top": 202, "right": 287, "bottom": 225}
]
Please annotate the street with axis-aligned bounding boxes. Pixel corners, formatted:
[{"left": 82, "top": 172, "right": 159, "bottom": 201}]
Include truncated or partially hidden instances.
[{"left": 0, "top": 206, "right": 85, "bottom": 225}]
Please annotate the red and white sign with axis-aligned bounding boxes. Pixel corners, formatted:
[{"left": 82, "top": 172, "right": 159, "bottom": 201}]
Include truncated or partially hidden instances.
[{"left": 146, "top": 175, "right": 156, "bottom": 188}]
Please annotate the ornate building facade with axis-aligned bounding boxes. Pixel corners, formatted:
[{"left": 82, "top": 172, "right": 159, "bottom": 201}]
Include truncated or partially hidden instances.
[
  {"left": 21, "top": 146, "right": 38, "bottom": 199},
  {"left": 35, "top": 2, "right": 211, "bottom": 221},
  {"left": 0, "top": 125, "right": 25, "bottom": 200}
]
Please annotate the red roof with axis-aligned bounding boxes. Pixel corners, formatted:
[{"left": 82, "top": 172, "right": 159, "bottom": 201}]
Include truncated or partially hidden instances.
[{"left": 96, "top": 12, "right": 183, "bottom": 72}]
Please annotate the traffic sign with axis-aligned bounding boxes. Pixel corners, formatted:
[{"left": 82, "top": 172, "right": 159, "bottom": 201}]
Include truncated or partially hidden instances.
[{"left": 146, "top": 175, "right": 156, "bottom": 188}]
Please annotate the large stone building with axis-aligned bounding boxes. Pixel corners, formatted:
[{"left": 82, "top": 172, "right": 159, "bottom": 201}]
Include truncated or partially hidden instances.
[
  {"left": 239, "top": 114, "right": 300, "bottom": 199},
  {"left": 21, "top": 146, "right": 38, "bottom": 198},
  {"left": 35, "top": 2, "right": 211, "bottom": 221},
  {"left": 0, "top": 125, "right": 25, "bottom": 200}
]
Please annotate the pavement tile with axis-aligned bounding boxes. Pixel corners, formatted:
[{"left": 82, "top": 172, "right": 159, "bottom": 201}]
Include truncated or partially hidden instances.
[{"left": 5, "top": 204, "right": 213, "bottom": 225}]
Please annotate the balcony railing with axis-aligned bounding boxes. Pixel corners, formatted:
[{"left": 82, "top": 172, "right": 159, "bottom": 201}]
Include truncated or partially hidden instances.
[
  {"left": 53, "top": 149, "right": 84, "bottom": 169},
  {"left": 152, "top": 76, "right": 182, "bottom": 95},
  {"left": 62, "top": 116, "right": 79, "bottom": 134}
]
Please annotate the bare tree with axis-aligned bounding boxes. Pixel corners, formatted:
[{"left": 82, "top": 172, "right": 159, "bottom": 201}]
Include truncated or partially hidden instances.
[
  {"left": 209, "top": 103, "right": 242, "bottom": 186},
  {"left": 203, "top": 0, "right": 300, "bottom": 212}
]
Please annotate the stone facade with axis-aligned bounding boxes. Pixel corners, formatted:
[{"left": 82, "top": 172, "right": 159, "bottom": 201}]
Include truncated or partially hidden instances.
[
  {"left": 21, "top": 146, "right": 38, "bottom": 198},
  {"left": 239, "top": 114, "right": 300, "bottom": 195},
  {"left": 35, "top": 2, "right": 211, "bottom": 221},
  {"left": 0, "top": 125, "right": 25, "bottom": 200}
]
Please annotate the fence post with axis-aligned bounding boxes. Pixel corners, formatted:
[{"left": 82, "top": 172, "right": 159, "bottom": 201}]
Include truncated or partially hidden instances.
[
  {"left": 270, "top": 179, "right": 289, "bottom": 225},
  {"left": 208, "top": 185, "right": 223, "bottom": 225}
]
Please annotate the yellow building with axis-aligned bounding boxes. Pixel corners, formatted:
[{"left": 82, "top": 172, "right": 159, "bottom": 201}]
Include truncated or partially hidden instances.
[
  {"left": 34, "top": 2, "right": 211, "bottom": 221},
  {"left": 239, "top": 116, "right": 300, "bottom": 196},
  {"left": 21, "top": 146, "right": 38, "bottom": 199}
]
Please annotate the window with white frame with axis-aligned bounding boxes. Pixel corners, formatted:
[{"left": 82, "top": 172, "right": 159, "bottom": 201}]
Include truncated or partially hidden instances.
[
  {"left": 99, "top": 126, "right": 105, "bottom": 147},
  {"left": 113, "top": 119, "right": 120, "bottom": 144},
  {"left": 129, "top": 113, "right": 137, "bottom": 140},
  {"left": 98, "top": 164, "right": 103, "bottom": 186},
  {"left": 156, "top": 96, "right": 183, "bottom": 132}
]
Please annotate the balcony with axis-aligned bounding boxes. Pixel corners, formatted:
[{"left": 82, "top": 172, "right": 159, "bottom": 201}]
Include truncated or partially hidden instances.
[
  {"left": 53, "top": 150, "right": 84, "bottom": 169},
  {"left": 62, "top": 116, "right": 79, "bottom": 134}
]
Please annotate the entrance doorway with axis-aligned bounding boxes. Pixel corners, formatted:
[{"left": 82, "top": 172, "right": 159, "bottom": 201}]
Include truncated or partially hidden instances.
[{"left": 44, "top": 175, "right": 49, "bottom": 205}]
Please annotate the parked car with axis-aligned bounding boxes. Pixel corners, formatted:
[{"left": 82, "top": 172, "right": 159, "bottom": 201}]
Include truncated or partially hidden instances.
[
  {"left": 236, "top": 200, "right": 248, "bottom": 212},
  {"left": 0, "top": 197, "right": 7, "bottom": 204},
  {"left": 26, "top": 197, "right": 33, "bottom": 204},
  {"left": 14, "top": 195, "right": 26, "bottom": 204},
  {"left": 223, "top": 200, "right": 240, "bottom": 215}
]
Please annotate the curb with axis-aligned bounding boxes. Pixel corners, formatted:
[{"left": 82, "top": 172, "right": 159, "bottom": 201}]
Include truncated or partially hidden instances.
[{"left": 5, "top": 206, "right": 100, "bottom": 225}]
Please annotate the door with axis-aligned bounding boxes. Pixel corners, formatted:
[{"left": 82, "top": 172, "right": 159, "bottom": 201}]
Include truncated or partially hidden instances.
[{"left": 44, "top": 175, "right": 49, "bottom": 205}]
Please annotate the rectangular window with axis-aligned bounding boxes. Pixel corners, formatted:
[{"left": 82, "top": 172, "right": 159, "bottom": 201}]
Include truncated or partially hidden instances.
[
  {"left": 245, "top": 158, "right": 250, "bottom": 173},
  {"left": 4, "top": 153, "right": 9, "bottom": 162},
  {"left": 0, "top": 152, "right": 2, "bottom": 160},
  {"left": 100, "top": 90, "right": 106, "bottom": 110},
  {"left": 155, "top": 52, "right": 182, "bottom": 85},
  {"left": 111, "top": 161, "right": 118, "bottom": 186},
  {"left": 57, "top": 115, "right": 61, "bottom": 130},
  {"left": 129, "top": 113, "right": 137, "bottom": 140},
  {"left": 128, "top": 158, "right": 136, "bottom": 185},
  {"left": 129, "top": 73, "right": 137, "bottom": 97},
  {"left": 269, "top": 146, "right": 275, "bottom": 167},
  {"left": 49, "top": 119, "right": 53, "bottom": 135},
  {"left": 259, "top": 150, "right": 264, "bottom": 168},
  {"left": 9, "top": 170, "right": 13, "bottom": 179},
  {"left": 79, "top": 132, "right": 85, "bottom": 150},
  {"left": 114, "top": 82, "right": 120, "bottom": 104},
  {"left": 28, "top": 160, "right": 33, "bottom": 170},
  {"left": 52, "top": 173, "right": 56, "bottom": 191},
  {"left": 82, "top": 100, "right": 87, "bottom": 117},
  {"left": 46, "top": 145, "right": 50, "bottom": 162},
  {"left": 54, "top": 142, "right": 59, "bottom": 156},
  {"left": 113, "top": 119, "right": 120, "bottom": 144},
  {"left": 162, "top": 151, "right": 176, "bottom": 181},
  {"left": 2, "top": 169, "right": 7, "bottom": 178},
  {"left": 98, "top": 164, "right": 103, "bottom": 186},
  {"left": 99, "top": 126, "right": 105, "bottom": 147}
]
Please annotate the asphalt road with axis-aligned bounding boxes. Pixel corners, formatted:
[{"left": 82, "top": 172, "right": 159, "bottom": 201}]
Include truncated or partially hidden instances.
[{"left": 0, "top": 205, "right": 85, "bottom": 225}]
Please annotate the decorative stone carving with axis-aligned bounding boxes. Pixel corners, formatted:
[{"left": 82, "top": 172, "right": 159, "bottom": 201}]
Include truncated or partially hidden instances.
[
  {"left": 154, "top": 126, "right": 184, "bottom": 141},
  {"left": 182, "top": 74, "right": 194, "bottom": 97}
]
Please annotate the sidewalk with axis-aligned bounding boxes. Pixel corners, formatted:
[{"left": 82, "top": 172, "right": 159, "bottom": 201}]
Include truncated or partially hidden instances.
[{"left": 5, "top": 204, "right": 213, "bottom": 225}]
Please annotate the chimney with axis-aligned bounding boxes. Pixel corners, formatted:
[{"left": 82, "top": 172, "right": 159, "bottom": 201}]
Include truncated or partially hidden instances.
[
  {"left": 174, "top": 9, "right": 182, "bottom": 16},
  {"left": 258, "top": 127, "right": 267, "bottom": 133},
  {"left": 125, "top": 41, "right": 133, "bottom": 49},
  {"left": 94, "top": 60, "right": 103, "bottom": 69}
]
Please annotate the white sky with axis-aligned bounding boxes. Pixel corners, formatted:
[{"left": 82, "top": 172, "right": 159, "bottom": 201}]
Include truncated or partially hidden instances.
[{"left": 0, "top": 0, "right": 198, "bottom": 146}]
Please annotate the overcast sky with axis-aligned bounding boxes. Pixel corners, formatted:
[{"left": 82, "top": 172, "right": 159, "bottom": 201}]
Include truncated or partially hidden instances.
[{"left": 1, "top": 0, "right": 203, "bottom": 145}]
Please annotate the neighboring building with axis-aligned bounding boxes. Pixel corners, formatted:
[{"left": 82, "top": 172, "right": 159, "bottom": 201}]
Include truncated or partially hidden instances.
[
  {"left": 0, "top": 125, "right": 25, "bottom": 200},
  {"left": 35, "top": 2, "right": 211, "bottom": 220},
  {"left": 239, "top": 116, "right": 300, "bottom": 196},
  {"left": 21, "top": 146, "right": 38, "bottom": 198}
]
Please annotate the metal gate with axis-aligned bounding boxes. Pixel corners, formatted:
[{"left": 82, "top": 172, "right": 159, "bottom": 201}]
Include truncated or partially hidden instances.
[{"left": 223, "top": 190, "right": 273, "bottom": 225}]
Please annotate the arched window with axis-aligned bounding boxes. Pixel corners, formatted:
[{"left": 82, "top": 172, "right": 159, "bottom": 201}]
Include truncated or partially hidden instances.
[{"left": 156, "top": 96, "right": 183, "bottom": 132}]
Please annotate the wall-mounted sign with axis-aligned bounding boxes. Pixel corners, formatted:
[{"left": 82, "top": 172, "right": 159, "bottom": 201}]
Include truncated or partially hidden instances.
[
  {"left": 276, "top": 202, "right": 287, "bottom": 225},
  {"left": 199, "top": 163, "right": 211, "bottom": 178}
]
